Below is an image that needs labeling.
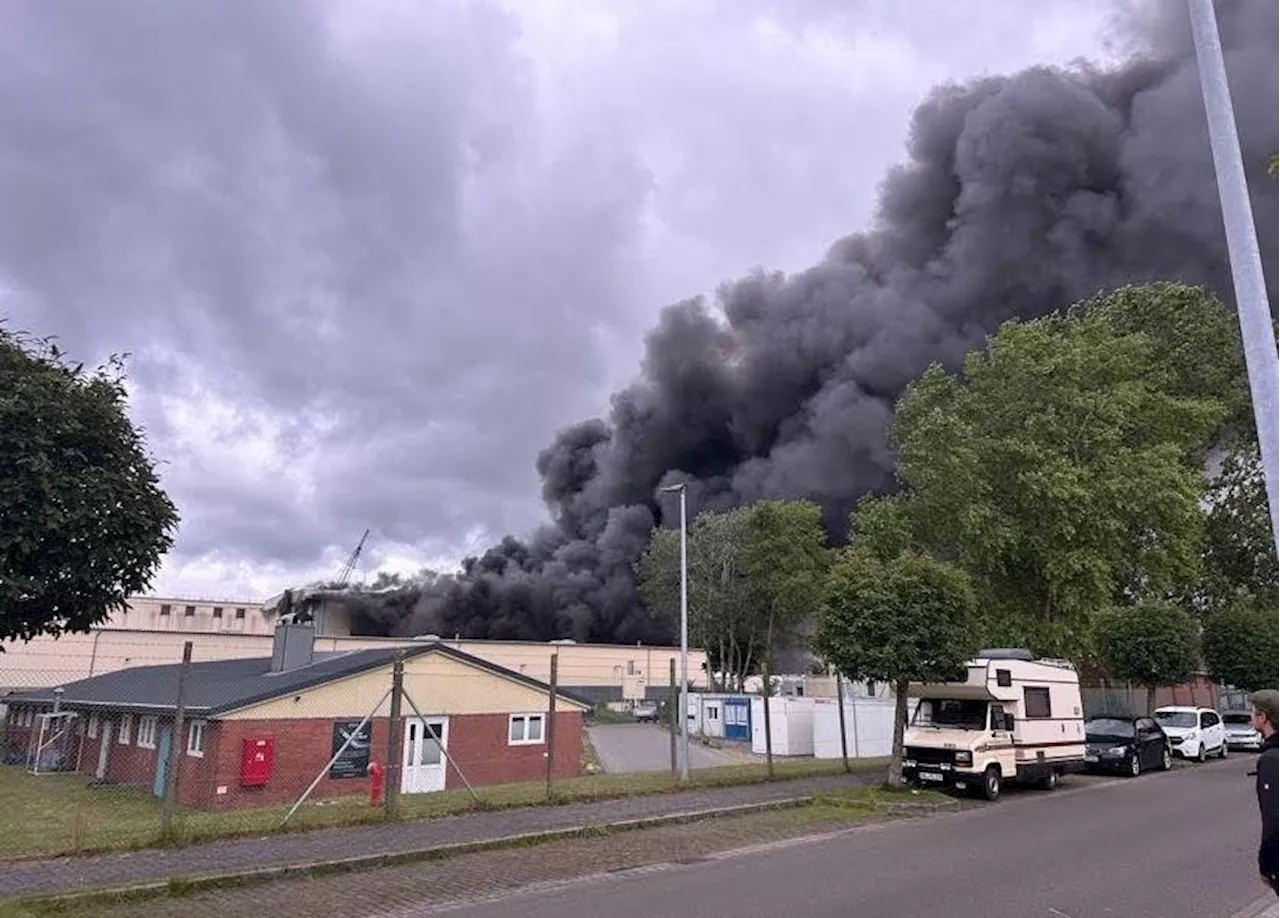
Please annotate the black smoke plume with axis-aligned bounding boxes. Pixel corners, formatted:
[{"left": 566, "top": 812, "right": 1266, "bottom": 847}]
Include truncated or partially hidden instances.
[{"left": 342, "top": 2, "right": 1278, "bottom": 644}]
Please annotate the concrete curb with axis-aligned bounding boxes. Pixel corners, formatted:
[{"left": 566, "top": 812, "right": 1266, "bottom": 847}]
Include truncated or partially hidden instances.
[
  {"left": 6, "top": 796, "right": 820, "bottom": 912},
  {"left": 1228, "top": 892, "right": 1280, "bottom": 918}
]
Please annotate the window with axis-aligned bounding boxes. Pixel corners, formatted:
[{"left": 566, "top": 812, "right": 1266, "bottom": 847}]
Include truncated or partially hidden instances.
[
  {"left": 866, "top": 681, "right": 877, "bottom": 697},
  {"left": 234, "top": 608, "right": 246, "bottom": 619},
  {"left": 88, "top": 713, "right": 99, "bottom": 739},
  {"left": 1200, "top": 711, "right": 1218, "bottom": 729},
  {"left": 996, "top": 669, "right": 1012, "bottom": 687},
  {"left": 508, "top": 713, "right": 545, "bottom": 745},
  {"left": 159, "top": 604, "right": 172, "bottom": 616},
  {"left": 707, "top": 706, "right": 719, "bottom": 720},
  {"left": 184, "top": 605, "right": 196, "bottom": 617},
  {"left": 187, "top": 720, "right": 206, "bottom": 757},
  {"left": 212, "top": 607, "right": 223, "bottom": 619},
  {"left": 1024, "top": 687, "right": 1052, "bottom": 719},
  {"left": 137, "top": 716, "right": 158, "bottom": 749},
  {"left": 118, "top": 714, "right": 133, "bottom": 745}
]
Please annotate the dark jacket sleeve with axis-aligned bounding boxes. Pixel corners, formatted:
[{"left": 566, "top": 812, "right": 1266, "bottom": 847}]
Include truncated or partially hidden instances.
[{"left": 1258, "top": 747, "right": 1278, "bottom": 880}]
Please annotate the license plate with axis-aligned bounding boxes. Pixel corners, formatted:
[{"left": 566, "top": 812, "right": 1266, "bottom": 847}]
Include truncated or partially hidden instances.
[
  {"left": 1084, "top": 754, "right": 1098, "bottom": 763},
  {"left": 919, "top": 772, "right": 944, "bottom": 783}
]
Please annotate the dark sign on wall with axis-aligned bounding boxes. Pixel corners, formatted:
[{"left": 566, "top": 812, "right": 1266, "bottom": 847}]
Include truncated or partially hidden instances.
[{"left": 329, "top": 720, "right": 371, "bottom": 779}]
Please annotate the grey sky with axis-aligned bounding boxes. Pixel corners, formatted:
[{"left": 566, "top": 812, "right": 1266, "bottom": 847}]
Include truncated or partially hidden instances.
[{"left": 0, "top": 0, "right": 1119, "bottom": 599}]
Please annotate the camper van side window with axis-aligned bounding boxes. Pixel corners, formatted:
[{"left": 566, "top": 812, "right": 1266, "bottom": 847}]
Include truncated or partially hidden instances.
[
  {"left": 1024, "top": 687, "right": 1052, "bottom": 719},
  {"left": 996, "top": 669, "right": 1012, "bottom": 687}
]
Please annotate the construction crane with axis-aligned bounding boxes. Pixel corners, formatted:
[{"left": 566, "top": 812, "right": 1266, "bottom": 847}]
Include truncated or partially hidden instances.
[{"left": 336, "top": 529, "right": 370, "bottom": 587}]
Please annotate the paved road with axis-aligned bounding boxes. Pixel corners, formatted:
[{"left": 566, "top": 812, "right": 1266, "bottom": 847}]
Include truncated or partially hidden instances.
[
  {"left": 411, "top": 758, "right": 1274, "bottom": 918},
  {"left": 587, "top": 724, "right": 750, "bottom": 772}
]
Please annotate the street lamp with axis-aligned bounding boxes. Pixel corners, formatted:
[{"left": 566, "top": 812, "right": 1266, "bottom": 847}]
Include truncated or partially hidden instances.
[
  {"left": 660, "top": 482, "right": 691, "bottom": 782},
  {"left": 1186, "top": 0, "right": 1280, "bottom": 556}
]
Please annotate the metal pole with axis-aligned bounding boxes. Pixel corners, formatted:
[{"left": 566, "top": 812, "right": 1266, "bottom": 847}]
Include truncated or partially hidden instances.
[
  {"left": 1186, "top": 0, "right": 1280, "bottom": 554},
  {"left": 678, "top": 486, "right": 690, "bottom": 783},
  {"left": 545, "top": 652, "right": 559, "bottom": 800},
  {"left": 384, "top": 652, "right": 405, "bottom": 818},
  {"left": 835, "top": 672, "right": 850, "bottom": 774},
  {"left": 668, "top": 658, "right": 678, "bottom": 779},
  {"left": 161, "top": 641, "right": 193, "bottom": 838}
]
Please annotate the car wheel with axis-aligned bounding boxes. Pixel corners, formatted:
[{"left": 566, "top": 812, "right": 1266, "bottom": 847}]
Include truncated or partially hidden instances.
[
  {"left": 1219, "top": 742, "right": 1228, "bottom": 759},
  {"left": 1042, "top": 769, "right": 1058, "bottom": 791},
  {"left": 1162, "top": 748, "right": 1173, "bottom": 771},
  {"left": 1129, "top": 754, "right": 1141, "bottom": 777},
  {"left": 982, "top": 766, "right": 1001, "bottom": 801},
  {"left": 1196, "top": 743, "right": 1206, "bottom": 763}
]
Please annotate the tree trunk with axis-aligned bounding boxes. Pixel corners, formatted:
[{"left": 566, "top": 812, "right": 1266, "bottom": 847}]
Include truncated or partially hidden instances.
[
  {"left": 762, "top": 617, "right": 775, "bottom": 780},
  {"left": 888, "top": 679, "right": 909, "bottom": 788},
  {"left": 1146, "top": 684, "right": 1156, "bottom": 716}
]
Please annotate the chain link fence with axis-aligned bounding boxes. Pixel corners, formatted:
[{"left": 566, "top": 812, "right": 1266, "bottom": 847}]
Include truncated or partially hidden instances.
[{"left": 0, "top": 641, "right": 809, "bottom": 862}]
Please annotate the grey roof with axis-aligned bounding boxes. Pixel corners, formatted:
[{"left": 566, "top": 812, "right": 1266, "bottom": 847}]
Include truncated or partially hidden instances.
[{"left": 9, "top": 643, "right": 592, "bottom": 716}]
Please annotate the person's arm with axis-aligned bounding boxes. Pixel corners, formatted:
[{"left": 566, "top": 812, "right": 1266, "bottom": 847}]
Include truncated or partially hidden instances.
[{"left": 1258, "top": 751, "right": 1278, "bottom": 879}]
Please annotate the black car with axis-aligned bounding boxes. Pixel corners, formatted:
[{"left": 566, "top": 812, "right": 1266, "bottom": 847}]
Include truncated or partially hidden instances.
[{"left": 1084, "top": 715, "right": 1173, "bottom": 777}]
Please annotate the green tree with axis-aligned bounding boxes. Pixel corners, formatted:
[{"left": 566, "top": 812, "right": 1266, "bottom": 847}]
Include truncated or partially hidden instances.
[
  {"left": 818, "top": 549, "right": 980, "bottom": 786},
  {"left": 1092, "top": 602, "right": 1201, "bottom": 714},
  {"left": 891, "top": 285, "right": 1229, "bottom": 658},
  {"left": 634, "top": 508, "right": 761, "bottom": 690},
  {"left": 1199, "top": 442, "right": 1277, "bottom": 614},
  {"left": 1201, "top": 602, "right": 1279, "bottom": 692},
  {"left": 0, "top": 330, "right": 179, "bottom": 643},
  {"left": 744, "top": 500, "right": 830, "bottom": 776},
  {"left": 743, "top": 500, "right": 830, "bottom": 665}
]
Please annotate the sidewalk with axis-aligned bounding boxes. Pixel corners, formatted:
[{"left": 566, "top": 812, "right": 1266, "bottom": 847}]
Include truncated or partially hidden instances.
[{"left": 0, "top": 772, "right": 876, "bottom": 901}]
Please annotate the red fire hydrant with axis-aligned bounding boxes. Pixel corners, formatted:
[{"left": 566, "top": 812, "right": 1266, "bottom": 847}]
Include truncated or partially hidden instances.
[{"left": 368, "top": 760, "right": 385, "bottom": 807}]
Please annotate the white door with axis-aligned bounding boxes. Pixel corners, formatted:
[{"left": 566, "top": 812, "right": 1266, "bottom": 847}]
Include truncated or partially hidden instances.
[
  {"left": 1200, "top": 711, "right": 1224, "bottom": 752},
  {"left": 402, "top": 716, "right": 448, "bottom": 794},
  {"left": 95, "top": 721, "right": 112, "bottom": 779}
]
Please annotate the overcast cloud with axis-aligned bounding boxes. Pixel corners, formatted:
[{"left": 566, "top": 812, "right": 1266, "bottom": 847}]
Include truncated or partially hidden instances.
[{"left": 0, "top": 0, "right": 1124, "bottom": 600}]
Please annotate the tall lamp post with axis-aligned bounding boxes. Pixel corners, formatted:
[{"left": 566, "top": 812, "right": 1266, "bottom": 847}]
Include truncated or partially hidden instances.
[
  {"left": 1186, "top": 0, "right": 1280, "bottom": 555},
  {"left": 660, "top": 482, "right": 691, "bottom": 782}
]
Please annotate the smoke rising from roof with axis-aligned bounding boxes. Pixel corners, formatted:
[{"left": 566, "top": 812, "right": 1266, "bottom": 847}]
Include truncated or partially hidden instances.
[{"left": 341, "top": 1, "right": 1278, "bottom": 644}]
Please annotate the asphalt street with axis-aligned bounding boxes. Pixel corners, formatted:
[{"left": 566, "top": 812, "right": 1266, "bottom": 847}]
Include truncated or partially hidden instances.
[
  {"left": 587, "top": 723, "right": 751, "bottom": 772},
  {"left": 407, "top": 757, "right": 1274, "bottom": 918}
]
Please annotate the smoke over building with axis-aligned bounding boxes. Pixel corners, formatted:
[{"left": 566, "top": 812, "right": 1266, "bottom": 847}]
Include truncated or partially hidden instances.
[{"left": 335, "top": 2, "right": 1278, "bottom": 645}]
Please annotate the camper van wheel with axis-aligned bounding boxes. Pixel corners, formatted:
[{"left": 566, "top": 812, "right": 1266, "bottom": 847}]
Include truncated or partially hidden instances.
[
  {"left": 982, "top": 766, "right": 1001, "bottom": 801},
  {"left": 1041, "top": 769, "right": 1058, "bottom": 791}
]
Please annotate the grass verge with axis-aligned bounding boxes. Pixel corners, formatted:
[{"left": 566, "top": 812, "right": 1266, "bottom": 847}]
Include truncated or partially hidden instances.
[{"left": 0, "top": 756, "right": 887, "bottom": 861}]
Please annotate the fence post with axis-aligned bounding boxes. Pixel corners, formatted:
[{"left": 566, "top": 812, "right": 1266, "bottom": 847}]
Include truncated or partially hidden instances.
[
  {"left": 669, "top": 658, "right": 678, "bottom": 779},
  {"left": 835, "top": 671, "right": 850, "bottom": 774},
  {"left": 545, "top": 652, "right": 559, "bottom": 799},
  {"left": 384, "top": 652, "right": 405, "bottom": 818},
  {"left": 160, "top": 641, "right": 193, "bottom": 839}
]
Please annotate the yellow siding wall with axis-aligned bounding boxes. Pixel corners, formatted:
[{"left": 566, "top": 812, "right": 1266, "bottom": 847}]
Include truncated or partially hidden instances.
[{"left": 221, "top": 653, "right": 587, "bottom": 721}]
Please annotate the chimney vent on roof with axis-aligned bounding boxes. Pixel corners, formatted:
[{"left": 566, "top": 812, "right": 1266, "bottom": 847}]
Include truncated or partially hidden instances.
[{"left": 271, "top": 622, "right": 315, "bottom": 673}]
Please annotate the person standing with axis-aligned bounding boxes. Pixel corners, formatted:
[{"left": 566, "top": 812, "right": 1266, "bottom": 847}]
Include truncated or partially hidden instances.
[{"left": 1251, "top": 689, "right": 1278, "bottom": 893}]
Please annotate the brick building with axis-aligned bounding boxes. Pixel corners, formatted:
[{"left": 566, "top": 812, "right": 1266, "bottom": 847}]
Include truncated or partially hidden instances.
[{"left": 3, "top": 625, "right": 588, "bottom": 809}]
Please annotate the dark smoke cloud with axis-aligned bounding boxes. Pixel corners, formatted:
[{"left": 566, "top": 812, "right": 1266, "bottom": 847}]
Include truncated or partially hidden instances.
[{"left": 343, "top": 1, "right": 1278, "bottom": 645}]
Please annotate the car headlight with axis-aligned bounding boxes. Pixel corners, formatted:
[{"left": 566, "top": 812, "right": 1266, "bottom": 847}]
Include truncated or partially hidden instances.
[
  {"left": 1107, "top": 746, "right": 1128, "bottom": 756},
  {"left": 954, "top": 751, "right": 973, "bottom": 766}
]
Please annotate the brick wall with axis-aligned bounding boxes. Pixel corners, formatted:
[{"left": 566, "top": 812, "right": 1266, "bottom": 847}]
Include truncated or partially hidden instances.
[
  {"left": 200, "top": 709, "right": 583, "bottom": 809},
  {"left": 5, "top": 704, "right": 584, "bottom": 810},
  {"left": 444, "top": 711, "right": 582, "bottom": 789}
]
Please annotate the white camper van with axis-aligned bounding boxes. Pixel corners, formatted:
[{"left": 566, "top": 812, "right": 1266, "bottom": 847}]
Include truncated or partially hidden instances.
[{"left": 902, "top": 649, "right": 1086, "bottom": 801}]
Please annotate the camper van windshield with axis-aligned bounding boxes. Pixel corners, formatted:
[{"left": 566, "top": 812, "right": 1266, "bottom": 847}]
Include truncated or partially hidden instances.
[{"left": 913, "top": 699, "right": 988, "bottom": 730}]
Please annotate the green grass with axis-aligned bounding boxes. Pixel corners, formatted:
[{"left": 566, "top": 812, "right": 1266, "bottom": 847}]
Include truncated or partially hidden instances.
[{"left": 0, "top": 757, "right": 888, "bottom": 862}]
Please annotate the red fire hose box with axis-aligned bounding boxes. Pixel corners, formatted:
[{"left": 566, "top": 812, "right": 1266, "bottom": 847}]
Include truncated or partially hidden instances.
[{"left": 241, "top": 736, "right": 274, "bottom": 786}]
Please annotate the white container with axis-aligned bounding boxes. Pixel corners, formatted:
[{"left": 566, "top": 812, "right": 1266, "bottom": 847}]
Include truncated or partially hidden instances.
[
  {"left": 812, "top": 697, "right": 900, "bottom": 759},
  {"left": 750, "top": 696, "right": 816, "bottom": 756}
]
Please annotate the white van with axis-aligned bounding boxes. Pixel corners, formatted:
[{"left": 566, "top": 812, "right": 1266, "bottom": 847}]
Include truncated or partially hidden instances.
[{"left": 902, "top": 649, "right": 1086, "bottom": 800}]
